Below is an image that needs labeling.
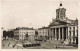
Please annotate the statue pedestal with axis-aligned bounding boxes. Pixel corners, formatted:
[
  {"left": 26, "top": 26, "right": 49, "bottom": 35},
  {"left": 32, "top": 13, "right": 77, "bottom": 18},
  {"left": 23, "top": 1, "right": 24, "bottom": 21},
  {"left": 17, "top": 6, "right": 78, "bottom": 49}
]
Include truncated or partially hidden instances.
[{"left": 64, "top": 39, "right": 69, "bottom": 44}]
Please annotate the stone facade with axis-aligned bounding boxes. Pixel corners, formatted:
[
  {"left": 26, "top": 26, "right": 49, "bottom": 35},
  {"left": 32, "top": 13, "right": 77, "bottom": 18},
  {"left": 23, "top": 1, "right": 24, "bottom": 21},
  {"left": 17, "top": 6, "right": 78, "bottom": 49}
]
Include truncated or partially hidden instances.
[
  {"left": 56, "top": 2, "right": 66, "bottom": 20},
  {"left": 38, "top": 27, "right": 49, "bottom": 37},
  {"left": 48, "top": 2, "right": 78, "bottom": 44},
  {"left": 14, "top": 27, "right": 35, "bottom": 40}
]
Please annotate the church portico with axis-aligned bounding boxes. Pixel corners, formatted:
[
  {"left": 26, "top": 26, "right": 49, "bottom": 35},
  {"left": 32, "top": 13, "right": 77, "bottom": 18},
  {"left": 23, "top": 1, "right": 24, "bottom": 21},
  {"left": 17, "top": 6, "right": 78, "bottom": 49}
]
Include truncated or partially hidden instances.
[
  {"left": 48, "top": 2, "right": 78, "bottom": 44},
  {"left": 49, "top": 26, "right": 68, "bottom": 41}
]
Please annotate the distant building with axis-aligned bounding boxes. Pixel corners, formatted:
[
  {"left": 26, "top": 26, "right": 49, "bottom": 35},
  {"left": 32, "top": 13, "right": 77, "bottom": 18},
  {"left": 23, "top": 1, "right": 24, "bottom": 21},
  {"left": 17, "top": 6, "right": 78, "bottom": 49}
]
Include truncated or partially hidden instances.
[
  {"left": 38, "top": 27, "right": 49, "bottom": 37},
  {"left": 48, "top": 2, "right": 78, "bottom": 44},
  {"left": 3, "top": 29, "right": 14, "bottom": 39},
  {"left": 14, "top": 27, "right": 35, "bottom": 41}
]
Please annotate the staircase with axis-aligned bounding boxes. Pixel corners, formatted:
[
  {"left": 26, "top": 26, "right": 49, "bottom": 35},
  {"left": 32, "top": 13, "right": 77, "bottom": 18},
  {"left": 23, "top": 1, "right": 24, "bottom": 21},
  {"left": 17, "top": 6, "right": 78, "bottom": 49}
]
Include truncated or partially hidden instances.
[{"left": 48, "top": 39, "right": 62, "bottom": 45}]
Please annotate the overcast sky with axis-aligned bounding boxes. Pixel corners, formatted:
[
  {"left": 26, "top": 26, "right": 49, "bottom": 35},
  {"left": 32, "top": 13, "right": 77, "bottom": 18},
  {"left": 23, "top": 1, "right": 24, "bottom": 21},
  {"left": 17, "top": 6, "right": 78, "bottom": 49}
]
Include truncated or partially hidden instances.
[{"left": 1, "top": 0, "right": 78, "bottom": 30}]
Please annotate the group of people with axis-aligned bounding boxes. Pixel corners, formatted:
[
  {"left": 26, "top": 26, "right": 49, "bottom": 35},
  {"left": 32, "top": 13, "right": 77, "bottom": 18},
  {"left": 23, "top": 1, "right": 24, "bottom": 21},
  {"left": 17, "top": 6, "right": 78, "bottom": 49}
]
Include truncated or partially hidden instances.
[{"left": 3, "top": 42, "right": 10, "bottom": 47}]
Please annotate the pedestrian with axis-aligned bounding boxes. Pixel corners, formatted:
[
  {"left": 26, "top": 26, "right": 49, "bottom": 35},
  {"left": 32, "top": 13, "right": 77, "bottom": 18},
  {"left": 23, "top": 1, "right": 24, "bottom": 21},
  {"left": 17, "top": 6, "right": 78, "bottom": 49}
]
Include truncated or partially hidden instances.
[
  {"left": 56, "top": 46, "right": 58, "bottom": 49},
  {"left": 63, "top": 43, "right": 65, "bottom": 47},
  {"left": 17, "top": 46, "right": 18, "bottom": 49},
  {"left": 49, "top": 40, "right": 50, "bottom": 43},
  {"left": 3, "top": 44, "right": 5, "bottom": 47},
  {"left": 8, "top": 42, "right": 10, "bottom": 46},
  {"left": 13, "top": 45, "right": 15, "bottom": 48}
]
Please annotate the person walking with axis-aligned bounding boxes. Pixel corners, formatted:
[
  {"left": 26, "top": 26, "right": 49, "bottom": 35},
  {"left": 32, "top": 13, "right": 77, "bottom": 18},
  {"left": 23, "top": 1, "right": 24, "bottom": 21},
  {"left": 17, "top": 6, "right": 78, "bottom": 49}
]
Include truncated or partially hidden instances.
[
  {"left": 8, "top": 42, "right": 10, "bottom": 46},
  {"left": 3, "top": 44, "right": 5, "bottom": 47}
]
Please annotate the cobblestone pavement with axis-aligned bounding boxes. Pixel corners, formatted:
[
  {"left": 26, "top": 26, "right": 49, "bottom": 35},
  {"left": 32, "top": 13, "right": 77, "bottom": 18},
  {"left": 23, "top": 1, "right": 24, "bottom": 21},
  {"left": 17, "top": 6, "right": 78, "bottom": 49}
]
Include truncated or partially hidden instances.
[{"left": 2, "top": 39, "right": 78, "bottom": 49}]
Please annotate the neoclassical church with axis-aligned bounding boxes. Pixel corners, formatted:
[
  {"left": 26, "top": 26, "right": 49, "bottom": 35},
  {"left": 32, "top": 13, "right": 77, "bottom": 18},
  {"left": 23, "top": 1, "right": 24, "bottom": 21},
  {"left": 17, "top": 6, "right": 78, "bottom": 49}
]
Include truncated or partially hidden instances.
[{"left": 49, "top": 2, "right": 78, "bottom": 44}]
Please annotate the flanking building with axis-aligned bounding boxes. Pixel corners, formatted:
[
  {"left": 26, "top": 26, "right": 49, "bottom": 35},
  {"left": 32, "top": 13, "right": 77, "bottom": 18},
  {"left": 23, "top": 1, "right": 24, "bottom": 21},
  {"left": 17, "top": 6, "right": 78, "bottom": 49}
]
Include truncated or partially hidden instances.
[
  {"left": 14, "top": 27, "right": 35, "bottom": 41},
  {"left": 38, "top": 27, "right": 49, "bottom": 37},
  {"left": 48, "top": 2, "right": 78, "bottom": 44},
  {"left": 37, "top": 27, "right": 49, "bottom": 41}
]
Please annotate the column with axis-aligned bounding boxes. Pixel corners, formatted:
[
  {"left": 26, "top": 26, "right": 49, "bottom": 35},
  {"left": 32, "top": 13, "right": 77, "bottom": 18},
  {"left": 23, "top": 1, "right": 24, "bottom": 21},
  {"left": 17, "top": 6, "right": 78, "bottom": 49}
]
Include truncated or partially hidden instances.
[
  {"left": 53, "top": 28, "right": 54, "bottom": 39},
  {"left": 52, "top": 28, "right": 53, "bottom": 39},
  {"left": 62, "top": 27, "right": 64, "bottom": 41},
  {"left": 51, "top": 28, "right": 52, "bottom": 40},
  {"left": 50, "top": 29, "right": 52, "bottom": 40},
  {"left": 49, "top": 29, "right": 51, "bottom": 40},
  {"left": 58, "top": 28, "right": 60, "bottom": 40},
  {"left": 68, "top": 27, "right": 70, "bottom": 42},
  {"left": 55, "top": 28, "right": 57, "bottom": 40},
  {"left": 71, "top": 27, "right": 73, "bottom": 43},
  {"left": 75, "top": 26, "right": 76, "bottom": 43},
  {"left": 66, "top": 27, "right": 68, "bottom": 41}
]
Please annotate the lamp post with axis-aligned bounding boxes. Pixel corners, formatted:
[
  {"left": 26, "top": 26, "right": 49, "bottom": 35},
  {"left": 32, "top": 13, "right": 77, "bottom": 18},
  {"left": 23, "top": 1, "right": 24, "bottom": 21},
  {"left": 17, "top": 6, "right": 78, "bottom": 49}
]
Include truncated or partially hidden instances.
[
  {"left": 1, "top": 27, "right": 4, "bottom": 40},
  {"left": 22, "top": 34, "right": 25, "bottom": 49}
]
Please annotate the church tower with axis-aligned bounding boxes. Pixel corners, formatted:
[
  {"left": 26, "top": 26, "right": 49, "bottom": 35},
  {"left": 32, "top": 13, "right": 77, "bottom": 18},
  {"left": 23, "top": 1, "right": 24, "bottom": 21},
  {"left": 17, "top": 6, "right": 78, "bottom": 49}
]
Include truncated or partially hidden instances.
[{"left": 56, "top": 2, "right": 66, "bottom": 20}]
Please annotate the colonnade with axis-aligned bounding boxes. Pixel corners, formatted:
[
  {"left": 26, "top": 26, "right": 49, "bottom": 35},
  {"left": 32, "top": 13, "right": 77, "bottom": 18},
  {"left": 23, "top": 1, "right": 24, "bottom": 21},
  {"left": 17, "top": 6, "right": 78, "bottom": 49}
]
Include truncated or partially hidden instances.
[
  {"left": 49, "top": 27, "right": 68, "bottom": 41},
  {"left": 49, "top": 26, "right": 78, "bottom": 44}
]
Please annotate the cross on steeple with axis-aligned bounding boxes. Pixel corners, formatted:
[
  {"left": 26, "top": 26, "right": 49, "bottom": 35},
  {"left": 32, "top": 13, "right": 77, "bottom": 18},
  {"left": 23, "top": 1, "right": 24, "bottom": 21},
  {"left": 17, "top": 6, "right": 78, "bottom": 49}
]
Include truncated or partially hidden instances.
[{"left": 60, "top": 1, "right": 62, "bottom": 6}]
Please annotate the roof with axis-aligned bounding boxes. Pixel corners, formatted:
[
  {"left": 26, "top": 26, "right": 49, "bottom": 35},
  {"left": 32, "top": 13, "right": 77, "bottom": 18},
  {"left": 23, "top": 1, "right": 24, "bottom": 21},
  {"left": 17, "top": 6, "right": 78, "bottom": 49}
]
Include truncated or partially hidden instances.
[
  {"left": 14, "top": 27, "right": 35, "bottom": 30},
  {"left": 49, "top": 18, "right": 78, "bottom": 27},
  {"left": 38, "top": 27, "right": 49, "bottom": 30}
]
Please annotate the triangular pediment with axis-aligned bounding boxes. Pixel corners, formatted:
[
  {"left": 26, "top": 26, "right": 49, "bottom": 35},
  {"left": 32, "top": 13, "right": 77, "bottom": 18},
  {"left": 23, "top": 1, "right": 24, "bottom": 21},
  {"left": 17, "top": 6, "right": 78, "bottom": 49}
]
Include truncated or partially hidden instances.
[
  {"left": 49, "top": 18, "right": 77, "bottom": 27},
  {"left": 49, "top": 20, "right": 67, "bottom": 26}
]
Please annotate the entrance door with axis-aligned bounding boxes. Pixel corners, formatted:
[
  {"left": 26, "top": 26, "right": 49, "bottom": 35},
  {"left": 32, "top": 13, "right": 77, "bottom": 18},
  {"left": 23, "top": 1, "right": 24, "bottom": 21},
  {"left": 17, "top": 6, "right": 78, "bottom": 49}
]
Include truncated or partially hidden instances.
[{"left": 76, "top": 37, "right": 78, "bottom": 44}]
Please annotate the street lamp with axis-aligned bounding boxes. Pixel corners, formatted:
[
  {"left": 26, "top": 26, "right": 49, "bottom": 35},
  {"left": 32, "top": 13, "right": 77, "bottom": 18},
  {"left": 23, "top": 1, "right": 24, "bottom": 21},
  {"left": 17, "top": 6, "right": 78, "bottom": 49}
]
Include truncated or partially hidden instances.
[
  {"left": 1, "top": 27, "right": 4, "bottom": 40},
  {"left": 22, "top": 34, "right": 25, "bottom": 45}
]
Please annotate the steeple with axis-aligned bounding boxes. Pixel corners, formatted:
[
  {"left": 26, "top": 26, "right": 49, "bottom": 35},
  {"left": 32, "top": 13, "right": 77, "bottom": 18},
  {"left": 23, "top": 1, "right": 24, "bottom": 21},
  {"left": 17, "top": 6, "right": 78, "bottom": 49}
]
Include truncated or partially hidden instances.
[{"left": 56, "top": 1, "right": 66, "bottom": 20}]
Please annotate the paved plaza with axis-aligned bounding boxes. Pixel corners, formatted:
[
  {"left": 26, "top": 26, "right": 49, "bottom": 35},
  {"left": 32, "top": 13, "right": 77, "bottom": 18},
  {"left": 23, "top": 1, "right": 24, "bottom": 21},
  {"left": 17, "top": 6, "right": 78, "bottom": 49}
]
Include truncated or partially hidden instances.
[{"left": 2, "top": 39, "right": 78, "bottom": 49}]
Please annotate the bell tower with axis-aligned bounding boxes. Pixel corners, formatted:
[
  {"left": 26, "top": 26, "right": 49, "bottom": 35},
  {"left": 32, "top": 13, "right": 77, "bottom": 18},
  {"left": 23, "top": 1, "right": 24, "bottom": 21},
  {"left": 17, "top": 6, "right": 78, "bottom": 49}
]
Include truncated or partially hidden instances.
[{"left": 56, "top": 2, "right": 66, "bottom": 20}]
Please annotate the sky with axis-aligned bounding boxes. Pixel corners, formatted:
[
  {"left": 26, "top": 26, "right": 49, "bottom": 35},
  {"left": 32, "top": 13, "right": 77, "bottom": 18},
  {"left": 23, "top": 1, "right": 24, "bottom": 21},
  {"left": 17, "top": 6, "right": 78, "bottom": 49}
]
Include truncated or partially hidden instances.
[{"left": 1, "top": 0, "right": 78, "bottom": 30}]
